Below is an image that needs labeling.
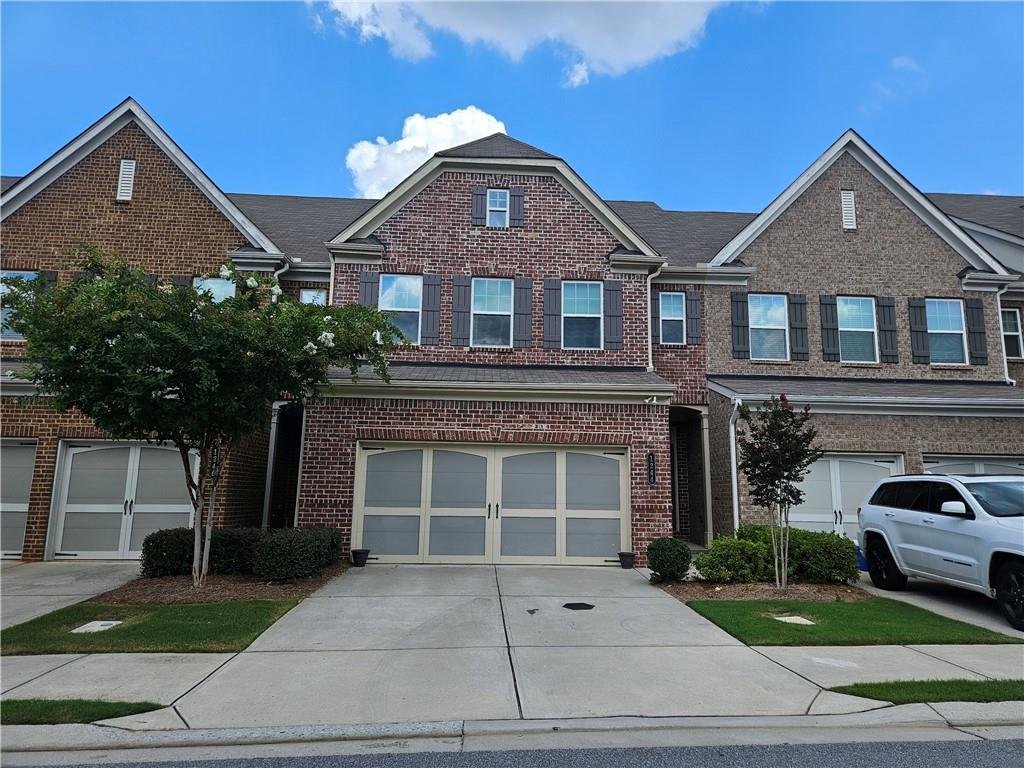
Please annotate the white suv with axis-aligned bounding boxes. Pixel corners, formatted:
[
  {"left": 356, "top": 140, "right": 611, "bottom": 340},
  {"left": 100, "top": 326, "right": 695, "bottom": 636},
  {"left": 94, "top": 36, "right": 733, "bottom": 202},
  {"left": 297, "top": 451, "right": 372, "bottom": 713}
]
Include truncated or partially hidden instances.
[{"left": 858, "top": 474, "right": 1024, "bottom": 631}]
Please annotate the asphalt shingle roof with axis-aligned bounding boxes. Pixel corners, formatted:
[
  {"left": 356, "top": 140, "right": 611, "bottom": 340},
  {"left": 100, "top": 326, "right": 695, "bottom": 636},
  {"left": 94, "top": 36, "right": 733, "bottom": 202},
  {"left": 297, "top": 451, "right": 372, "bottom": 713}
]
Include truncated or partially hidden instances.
[
  {"left": 1, "top": 175, "right": 21, "bottom": 193},
  {"left": 434, "top": 133, "right": 558, "bottom": 160},
  {"left": 709, "top": 374, "right": 1024, "bottom": 402},
  {"left": 334, "top": 362, "right": 674, "bottom": 389},
  {"left": 927, "top": 192, "right": 1024, "bottom": 239}
]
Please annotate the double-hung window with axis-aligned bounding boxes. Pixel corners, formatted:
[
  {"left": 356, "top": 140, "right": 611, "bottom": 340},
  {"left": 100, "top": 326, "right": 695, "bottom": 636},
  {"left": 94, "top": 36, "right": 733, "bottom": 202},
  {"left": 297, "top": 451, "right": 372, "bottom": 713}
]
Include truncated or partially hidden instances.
[
  {"left": 748, "top": 294, "right": 788, "bottom": 361},
  {"left": 300, "top": 288, "right": 327, "bottom": 305},
  {"left": 925, "top": 298, "right": 967, "bottom": 364},
  {"left": 193, "top": 277, "right": 236, "bottom": 303},
  {"left": 1002, "top": 308, "right": 1023, "bottom": 359},
  {"left": 487, "top": 189, "right": 509, "bottom": 227},
  {"left": 837, "top": 296, "right": 878, "bottom": 363},
  {"left": 379, "top": 274, "right": 422, "bottom": 344},
  {"left": 659, "top": 292, "right": 686, "bottom": 345},
  {"left": 562, "top": 281, "right": 602, "bottom": 349},
  {"left": 471, "top": 278, "right": 513, "bottom": 347},
  {"left": 1, "top": 271, "right": 38, "bottom": 340}
]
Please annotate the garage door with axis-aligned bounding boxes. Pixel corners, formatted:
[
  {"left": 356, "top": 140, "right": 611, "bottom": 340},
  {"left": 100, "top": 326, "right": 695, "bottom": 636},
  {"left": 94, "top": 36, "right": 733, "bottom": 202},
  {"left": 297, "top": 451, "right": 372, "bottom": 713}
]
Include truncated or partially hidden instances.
[
  {"left": 1, "top": 441, "right": 37, "bottom": 558},
  {"left": 791, "top": 454, "right": 900, "bottom": 538},
  {"left": 923, "top": 455, "right": 1024, "bottom": 475},
  {"left": 353, "top": 444, "right": 630, "bottom": 564}
]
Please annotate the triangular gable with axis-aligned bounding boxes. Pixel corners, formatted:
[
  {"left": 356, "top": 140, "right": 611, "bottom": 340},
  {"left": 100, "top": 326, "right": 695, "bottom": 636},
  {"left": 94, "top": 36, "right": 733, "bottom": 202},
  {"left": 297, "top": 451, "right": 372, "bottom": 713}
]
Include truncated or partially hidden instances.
[
  {"left": 711, "top": 129, "right": 1009, "bottom": 275},
  {"left": 1, "top": 98, "right": 282, "bottom": 256}
]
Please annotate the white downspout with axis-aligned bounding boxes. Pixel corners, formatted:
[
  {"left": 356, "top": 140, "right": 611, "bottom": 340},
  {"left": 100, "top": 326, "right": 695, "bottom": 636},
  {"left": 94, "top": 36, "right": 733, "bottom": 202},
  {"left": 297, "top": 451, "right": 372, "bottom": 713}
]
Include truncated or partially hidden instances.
[
  {"left": 728, "top": 396, "right": 743, "bottom": 536},
  {"left": 647, "top": 262, "right": 666, "bottom": 371},
  {"left": 996, "top": 284, "right": 1017, "bottom": 386},
  {"left": 260, "top": 401, "right": 287, "bottom": 528},
  {"left": 271, "top": 260, "right": 290, "bottom": 302}
]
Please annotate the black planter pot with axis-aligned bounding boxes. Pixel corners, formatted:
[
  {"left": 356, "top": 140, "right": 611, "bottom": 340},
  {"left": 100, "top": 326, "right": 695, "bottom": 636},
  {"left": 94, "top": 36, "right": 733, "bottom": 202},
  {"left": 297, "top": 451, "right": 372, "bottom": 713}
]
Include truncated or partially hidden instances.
[
  {"left": 618, "top": 551, "right": 636, "bottom": 569},
  {"left": 351, "top": 549, "right": 370, "bottom": 568}
]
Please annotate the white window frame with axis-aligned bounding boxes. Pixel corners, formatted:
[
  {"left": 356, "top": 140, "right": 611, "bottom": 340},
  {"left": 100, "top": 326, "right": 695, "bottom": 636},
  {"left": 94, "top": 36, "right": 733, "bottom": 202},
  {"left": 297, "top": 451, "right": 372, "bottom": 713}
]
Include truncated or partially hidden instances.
[
  {"left": 1001, "top": 308, "right": 1023, "bottom": 360},
  {"left": 748, "top": 293, "right": 789, "bottom": 362},
  {"left": 470, "top": 277, "right": 513, "bottom": 348},
  {"left": 561, "top": 280, "right": 603, "bottom": 351},
  {"left": 300, "top": 288, "right": 327, "bottom": 305},
  {"left": 925, "top": 298, "right": 969, "bottom": 366},
  {"left": 1, "top": 271, "right": 38, "bottom": 341},
  {"left": 379, "top": 274, "right": 423, "bottom": 346},
  {"left": 487, "top": 189, "right": 509, "bottom": 228},
  {"left": 837, "top": 295, "right": 879, "bottom": 364},
  {"left": 659, "top": 292, "right": 686, "bottom": 346}
]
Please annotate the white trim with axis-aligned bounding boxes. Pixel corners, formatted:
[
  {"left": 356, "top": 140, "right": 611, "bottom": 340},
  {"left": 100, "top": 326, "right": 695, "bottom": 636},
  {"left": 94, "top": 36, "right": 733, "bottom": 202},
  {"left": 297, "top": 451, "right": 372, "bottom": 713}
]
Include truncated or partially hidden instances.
[
  {"left": 324, "top": 378, "right": 675, "bottom": 405},
  {"left": 748, "top": 293, "right": 790, "bottom": 362},
  {"left": 561, "top": 280, "right": 604, "bottom": 350},
  {"left": 470, "top": 277, "right": 514, "bottom": 348},
  {"left": 1001, "top": 306, "right": 1024, "bottom": 361},
  {"left": 486, "top": 188, "right": 510, "bottom": 228},
  {"left": 837, "top": 295, "right": 879, "bottom": 364},
  {"left": 950, "top": 216, "right": 1024, "bottom": 248},
  {"left": 379, "top": 274, "right": 423, "bottom": 346},
  {"left": 659, "top": 291, "right": 687, "bottom": 346},
  {"left": 711, "top": 130, "right": 1009, "bottom": 275},
  {"left": 1, "top": 98, "right": 283, "bottom": 256},
  {"left": 925, "top": 298, "right": 969, "bottom": 366},
  {"left": 653, "top": 265, "right": 754, "bottom": 286}
]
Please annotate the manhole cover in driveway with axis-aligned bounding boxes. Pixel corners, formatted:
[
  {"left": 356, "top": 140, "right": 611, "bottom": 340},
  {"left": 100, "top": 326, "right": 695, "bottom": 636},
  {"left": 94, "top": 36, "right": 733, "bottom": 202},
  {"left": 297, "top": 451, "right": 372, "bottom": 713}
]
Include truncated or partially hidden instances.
[{"left": 562, "top": 602, "right": 595, "bottom": 611}]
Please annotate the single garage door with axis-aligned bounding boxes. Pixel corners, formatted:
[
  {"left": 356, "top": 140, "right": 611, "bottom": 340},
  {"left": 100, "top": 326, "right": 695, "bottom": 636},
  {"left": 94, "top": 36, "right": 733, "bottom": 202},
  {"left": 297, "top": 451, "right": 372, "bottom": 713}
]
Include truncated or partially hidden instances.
[
  {"left": 352, "top": 443, "right": 630, "bottom": 564},
  {"left": 923, "top": 455, "right": 1024, "bottom": 475},
  {"left": 1, "top": 440, "right": 37, "bottom": 558},
  {"left": 790, "top": 454, "right": 900, "bottom": 538}
]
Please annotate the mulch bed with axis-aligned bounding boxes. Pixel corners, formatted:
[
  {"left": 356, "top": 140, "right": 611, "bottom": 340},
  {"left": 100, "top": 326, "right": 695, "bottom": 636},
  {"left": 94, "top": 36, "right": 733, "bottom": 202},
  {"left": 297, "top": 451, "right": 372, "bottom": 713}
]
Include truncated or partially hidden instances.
[
  {"left": 87, "top": 562, "right": 348, "bottom": 605},
  {"left": 660, "top": 580, "right": 872, "bottom": 602}
]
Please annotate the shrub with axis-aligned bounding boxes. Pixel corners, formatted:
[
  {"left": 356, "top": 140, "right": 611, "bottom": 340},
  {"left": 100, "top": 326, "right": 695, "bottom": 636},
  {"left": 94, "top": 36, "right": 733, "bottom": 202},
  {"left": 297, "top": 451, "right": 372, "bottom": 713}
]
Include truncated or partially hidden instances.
[
  {"left": 140, "top": 528, "right": 194, "bottom": 577},
  {"left": 209, "top": 527, "right": 266, "bottom": 575},
  {"left": 694, "top": 537, "right": 773, "bottom": 583},
  {"left": 253, "top": 527, "right": 341, "bottom": 582},
  {"left": 736, "top": 524, "right": 858, "bottom": 584},
  {"left": 646, "top": 537, "right": 692, "bottom": 582}
]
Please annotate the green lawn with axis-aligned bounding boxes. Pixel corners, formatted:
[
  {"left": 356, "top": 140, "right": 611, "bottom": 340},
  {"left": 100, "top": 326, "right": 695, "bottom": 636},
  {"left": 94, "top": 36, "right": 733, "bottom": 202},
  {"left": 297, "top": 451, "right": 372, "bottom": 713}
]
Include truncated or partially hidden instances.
[
  {"left": 832, "top": 679, "right": 1024, "bottom": 705},
  {"left": 687, "top": 597, "right": 1023, "bottom": 646},
  {"left": 1, "top": 699, "right": 162, "bottom": 725},
  {"left": 1, "top": 600, "right": 296, "bottom": 655}
]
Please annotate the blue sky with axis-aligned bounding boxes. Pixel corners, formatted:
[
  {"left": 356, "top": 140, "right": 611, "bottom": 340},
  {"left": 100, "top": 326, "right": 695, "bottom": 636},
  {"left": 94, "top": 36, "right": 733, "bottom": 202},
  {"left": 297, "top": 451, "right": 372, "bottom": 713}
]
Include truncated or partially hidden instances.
[{"left": 2, "top": 2, "right": 1021, "bottom": 212}]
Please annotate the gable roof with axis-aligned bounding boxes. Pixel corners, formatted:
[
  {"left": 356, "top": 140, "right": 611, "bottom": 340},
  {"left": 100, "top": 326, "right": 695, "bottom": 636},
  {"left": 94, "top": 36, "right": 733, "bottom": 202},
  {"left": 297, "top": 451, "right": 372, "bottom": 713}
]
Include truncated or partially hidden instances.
[
  {"left": 711, "top": 129, "right": 1010, "bottom": 275},
  {"left": 435, "top": 133, "right": 558, "bottom": 160},
  {"left": 0, "top": 98, "right": 282, "bottom": 256},
  {"left": 926, "top": 192, "right": 1024, "bottom": 240}
]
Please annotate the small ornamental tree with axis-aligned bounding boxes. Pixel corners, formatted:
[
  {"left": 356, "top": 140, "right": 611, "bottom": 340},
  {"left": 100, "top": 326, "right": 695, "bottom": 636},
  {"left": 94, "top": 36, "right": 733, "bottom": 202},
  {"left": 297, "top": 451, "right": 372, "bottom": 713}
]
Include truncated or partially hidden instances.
[
  {"left": 3, "top": 246, "right": 401, "bottom": 587},
  {"left": 736, "top": 395, "right": 823, "bottom": 591}
]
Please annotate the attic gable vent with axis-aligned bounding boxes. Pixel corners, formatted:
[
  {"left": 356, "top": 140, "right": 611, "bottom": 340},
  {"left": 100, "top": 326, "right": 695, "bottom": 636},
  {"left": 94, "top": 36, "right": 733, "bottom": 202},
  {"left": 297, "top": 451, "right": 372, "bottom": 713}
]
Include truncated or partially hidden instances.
[
  {"left": 116, "top": 159, "right": 136, "bottom": 201},
  {"left": 840, "top": 190, "right": 857, "bottom": 230}
]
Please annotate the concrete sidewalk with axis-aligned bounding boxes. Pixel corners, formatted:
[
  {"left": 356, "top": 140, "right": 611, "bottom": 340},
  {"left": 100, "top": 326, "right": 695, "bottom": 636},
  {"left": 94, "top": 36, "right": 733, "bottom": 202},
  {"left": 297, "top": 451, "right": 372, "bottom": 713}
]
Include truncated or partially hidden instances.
[{"left": 0, "top": 561, "right": 139, "bottom": 629}]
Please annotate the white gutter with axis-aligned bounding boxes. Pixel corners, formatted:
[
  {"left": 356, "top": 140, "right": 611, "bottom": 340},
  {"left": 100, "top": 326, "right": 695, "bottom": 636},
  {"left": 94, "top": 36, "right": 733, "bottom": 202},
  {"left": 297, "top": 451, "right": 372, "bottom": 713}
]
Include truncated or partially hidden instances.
[
  {"left": 728, "top": 396, "right": 743, "bottom": 536},
  {"left": 996, "top": 284, "right": 1017, "bottom": 386},
  {"left": 647, "top": 261, "right": 666, "bottom": 371}
]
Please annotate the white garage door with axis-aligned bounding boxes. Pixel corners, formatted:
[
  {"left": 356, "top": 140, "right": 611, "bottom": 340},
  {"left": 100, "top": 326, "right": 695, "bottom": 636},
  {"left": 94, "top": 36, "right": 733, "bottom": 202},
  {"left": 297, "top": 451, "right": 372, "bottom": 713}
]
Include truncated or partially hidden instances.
[
  {"left": 790, "top": 454, "right": 900, "bottom": 538},
  {"left": 923, "top": 455, "right": 1024, "bottom": 475},
  {"left": 353, "top": 444, "right": 630, "bottom": 565},
  {"left": 1, "top": 441, "right": 37, "bottom": 558}
]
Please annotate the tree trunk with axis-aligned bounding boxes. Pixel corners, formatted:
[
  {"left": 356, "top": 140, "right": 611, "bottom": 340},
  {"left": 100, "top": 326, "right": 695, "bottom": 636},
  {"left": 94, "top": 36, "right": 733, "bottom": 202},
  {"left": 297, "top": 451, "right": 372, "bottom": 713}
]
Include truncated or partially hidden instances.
[
  {"left": 199, "top": 481, "right": 218, "bottom": 588},
  {"left": 768, "top": 508, "right": 781, "bottom": 589}
]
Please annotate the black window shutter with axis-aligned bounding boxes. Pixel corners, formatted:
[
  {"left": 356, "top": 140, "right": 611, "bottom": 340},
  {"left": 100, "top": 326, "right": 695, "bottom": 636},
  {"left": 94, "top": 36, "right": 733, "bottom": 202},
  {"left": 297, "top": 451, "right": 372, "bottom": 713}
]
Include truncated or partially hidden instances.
[
  {"left": 788, "top": 294, "right": 809, "bottom": 361},
  {"left": 651, "top": 289, "right": 661, "bottom": 344},
  {"left": 39, "top": 270, "right": 58, "bottom": 287},
  {"left": 819, "top": 295, "right": 840, "bottom": 362},
  {"left": 421, "top": 274, "right": 441, "bottom": 346},
  {"left": 965, "top": 298, "right": 988, "bottom": 365},
  {"left": 471, "top": 186, "right": 486, "bottom": 226},
  {"left": 604, "top": 281, "right": 624, "bottom": 350},
  {"left": 908, "top": 298, "right": 930, "bottom": 364},
  {"left": 359, "top": 271, "right": 379, "bottom": 307},
  {"left": 730, "top": 292, "right": 749, "bottom": 359},
  {"left": 509, "top": 186, "right": 525, "bottom": 227},
  {"left": 876, "top": 297, "right": 899, "bottom": 363},
  {"left": 543, "top": 279, "right": 562, "bottom": 349},
  {"left": 452, "top": 276, "right": 472, "bottom": 346},
  {"left": 513, "top": 277, "right": 533, "bottom": 348},
  {"left": 686, "top": 291, "right": 702, "bottom": 345},
  {"left": 171, "top": 275, "right": 192, "bottom": 288}
]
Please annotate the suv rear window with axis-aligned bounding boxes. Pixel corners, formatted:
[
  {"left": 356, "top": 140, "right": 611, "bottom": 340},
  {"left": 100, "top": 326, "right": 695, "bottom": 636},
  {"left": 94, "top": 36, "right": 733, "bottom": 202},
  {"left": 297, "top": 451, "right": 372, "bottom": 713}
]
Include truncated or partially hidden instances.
[
  {"left": 870, "top": 483, "right": 899, "bottom": 507},
  {"left": 895, "top": 481, "right": 931, "bottom": 511}
]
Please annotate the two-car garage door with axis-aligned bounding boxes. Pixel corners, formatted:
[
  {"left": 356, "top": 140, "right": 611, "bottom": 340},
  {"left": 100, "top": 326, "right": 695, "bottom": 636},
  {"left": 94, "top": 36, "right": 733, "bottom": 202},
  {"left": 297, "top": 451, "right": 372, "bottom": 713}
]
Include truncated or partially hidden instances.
[{"left": 352, "top": 444, "right": 630, "bottom": 565}]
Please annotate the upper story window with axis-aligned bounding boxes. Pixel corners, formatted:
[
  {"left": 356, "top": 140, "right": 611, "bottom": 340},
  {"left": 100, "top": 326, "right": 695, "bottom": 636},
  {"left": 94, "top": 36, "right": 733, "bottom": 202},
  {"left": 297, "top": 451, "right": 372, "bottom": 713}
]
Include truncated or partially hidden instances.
[
  {"left": 1002, "top": 308, "right": 1022, "bottom": 359},
  {"left": 300, "top": 288, "right": 327, "bottom": 305},
  {"left": 193, "top": 277, "right": 236, "bottom": 304},
  {"left": 748, "top": 294, "right": 788, "bottom": 361},
  {"left": 562, "top": 281, "right": 602, "bottom": 349},
  {"left": 925, "top": 298, "right": 967, "bottom": 365},
  {"left": 1, "top": 271, "right": 38, "bottom": 340},
  {"left": 471, "top": 278, "right": 513, "bottom": 347},
  {"left": 660, "top": 292, "right": 686, "bottom": 345},
  {"left": 379, "top": 274, "right": 422, "bottom": 344},
  {"left": 487, "top": 189, "right": 509, "bottom": 227},
  {"left": 837, "top": 296, "right": 877, "bottom": 363}
]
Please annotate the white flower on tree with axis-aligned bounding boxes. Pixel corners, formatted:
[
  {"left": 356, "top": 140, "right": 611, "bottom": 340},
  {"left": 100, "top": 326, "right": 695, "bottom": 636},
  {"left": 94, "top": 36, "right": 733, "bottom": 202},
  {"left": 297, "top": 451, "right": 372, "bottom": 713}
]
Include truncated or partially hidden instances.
[
  {"left": 270, "top": 285, "right": 283, "bottom": 297},
  {"left": 318, "top": 331, "right": 335, "bottom": 348},
  {"left": 218, "top": 265, "right": 232, "bottom": 279},
  {"left": 246, "top": 277, "right": 258, "bottom": 289},
  {"left": 303, "top": 341, "right": 318, "bottom": 354},
  {"left": 324, "top": 315, "right": 333, "bottom": 323},
  {"left": 158, "top": 283, "right": 174, "bottom": 294}
]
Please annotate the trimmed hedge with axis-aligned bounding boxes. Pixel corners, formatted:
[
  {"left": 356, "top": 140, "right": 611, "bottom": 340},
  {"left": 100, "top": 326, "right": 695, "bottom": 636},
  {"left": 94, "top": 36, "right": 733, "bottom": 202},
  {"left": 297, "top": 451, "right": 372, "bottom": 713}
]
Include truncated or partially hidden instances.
[
  {"left": 140, "top": 527, "right": 194, "bottom": 578},
  {"left": 252, "top": 527, "right": 342, "bottom": 582},
  {"left": 694, "top": 538, "right": 773, "bottom": 583},
  {"left": 737, "top": 524, "right": 859, "bottom": 584},
  {"left": 647, "top": 537, "right": 692, "bottom": 582}
]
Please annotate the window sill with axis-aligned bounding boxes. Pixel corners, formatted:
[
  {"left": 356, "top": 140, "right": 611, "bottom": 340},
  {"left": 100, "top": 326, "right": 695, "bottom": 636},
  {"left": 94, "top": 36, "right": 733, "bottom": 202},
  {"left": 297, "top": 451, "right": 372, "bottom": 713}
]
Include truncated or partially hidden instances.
[
  {"left": 466, "top": 345, "right": 515, "bottom": 354},
  {"left": 929, "top": 363, "right": 972, "bottom": 369},
  {"left": 840, "top": 362, "right": 883, "bottom": 369},
  {"left": 749, "top": 359, "right": 793, "bottom": 366}
]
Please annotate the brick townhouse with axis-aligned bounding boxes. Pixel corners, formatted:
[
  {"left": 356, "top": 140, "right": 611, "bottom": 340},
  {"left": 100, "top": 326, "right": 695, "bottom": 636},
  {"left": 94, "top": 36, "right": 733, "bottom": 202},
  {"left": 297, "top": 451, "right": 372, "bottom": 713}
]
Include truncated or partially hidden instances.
[{"left": 1, "top": 98, "right": 1021, "bottom": 564}]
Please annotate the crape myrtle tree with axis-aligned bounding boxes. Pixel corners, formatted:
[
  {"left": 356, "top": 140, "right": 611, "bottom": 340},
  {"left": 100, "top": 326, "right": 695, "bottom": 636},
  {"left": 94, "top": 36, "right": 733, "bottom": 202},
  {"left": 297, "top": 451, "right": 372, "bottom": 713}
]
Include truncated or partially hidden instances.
[
  {"left": 3, "top": 246, "right": 401, "bottom": 587},
  {"left": 736, "top": 395, "right": 824, "bottom": 591}
]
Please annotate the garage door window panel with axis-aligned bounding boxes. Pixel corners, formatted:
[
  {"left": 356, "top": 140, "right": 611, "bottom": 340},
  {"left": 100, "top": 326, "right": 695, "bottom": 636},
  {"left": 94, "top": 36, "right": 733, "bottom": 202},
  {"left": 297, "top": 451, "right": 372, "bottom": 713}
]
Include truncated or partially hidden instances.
[
  {"left": 61, "top": 447, "right": 132, "bottom": 554},
  {"left": 1, "top": 443, "right": 36, "bottom": 557},
  {"left": 362, "top": 449, "right": 424, "bottom": 557},
  {"left": 499, "top": 451, "right": 557, "bottom": 558},
  {"left": 128, "top": 448, "right": 194, "bottom": 552},
  {"left": 428, "top": 450, "right": 488, "bottom": 557}
]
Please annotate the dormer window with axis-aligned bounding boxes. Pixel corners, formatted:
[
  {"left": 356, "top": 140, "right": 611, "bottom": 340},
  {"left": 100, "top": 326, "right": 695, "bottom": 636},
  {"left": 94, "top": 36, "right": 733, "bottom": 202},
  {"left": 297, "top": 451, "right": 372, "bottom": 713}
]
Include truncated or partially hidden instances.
[{"left": 487, "top": 189, "right": 509, "bottom": 227}]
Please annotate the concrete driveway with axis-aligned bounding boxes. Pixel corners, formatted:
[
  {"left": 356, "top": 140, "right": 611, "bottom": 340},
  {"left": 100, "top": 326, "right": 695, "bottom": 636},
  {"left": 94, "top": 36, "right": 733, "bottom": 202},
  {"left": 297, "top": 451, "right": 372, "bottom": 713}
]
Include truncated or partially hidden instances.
[
  {"left": 174, "top": 565, "right": 823, "bottom": 727},
  {"left": 0, "top": 560, "right": 139, "bottom": 629}
]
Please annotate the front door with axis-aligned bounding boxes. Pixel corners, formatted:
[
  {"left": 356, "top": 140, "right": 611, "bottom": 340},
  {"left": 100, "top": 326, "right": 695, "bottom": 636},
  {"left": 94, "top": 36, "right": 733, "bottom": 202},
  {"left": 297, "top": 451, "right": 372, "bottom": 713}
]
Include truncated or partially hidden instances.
[{"left": 791, "top": 454, "right": 899, "bottom": 537}]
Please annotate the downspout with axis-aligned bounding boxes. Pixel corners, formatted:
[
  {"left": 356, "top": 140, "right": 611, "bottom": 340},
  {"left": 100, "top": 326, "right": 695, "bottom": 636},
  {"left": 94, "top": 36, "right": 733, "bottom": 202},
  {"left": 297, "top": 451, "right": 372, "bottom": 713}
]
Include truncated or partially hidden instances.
[
  {"left": 271, "top": 259, "right": 290, "bottom": 303},
  {"left": 260, "top": 401, "right": 287, "bottom": 528},
  {"left": 996, "top": 284, "right": 1017, "bottom": 386},
  {"left": 647, "top": 261, "right": 666, "bottom": 371},
  {"left": 728, "top": 396, "right": 743, "bottom": 536}
]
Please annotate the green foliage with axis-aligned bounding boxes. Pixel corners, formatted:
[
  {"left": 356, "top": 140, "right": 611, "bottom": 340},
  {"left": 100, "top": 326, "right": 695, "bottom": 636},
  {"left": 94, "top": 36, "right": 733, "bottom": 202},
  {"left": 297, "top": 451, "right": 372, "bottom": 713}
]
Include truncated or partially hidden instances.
[
  {"left": 737, "top": 524, "right": 859, "bottom": 583},
  {"left": 694, "top": 537, "right": 773, "bottom": 583},
  {"left": 252, "top": 527, "right": 341, "bottom": 582},
  {"left": 140, "top": 528, "right": 194, "bottom": 577},
  {"left": 1, "top": 699, "right": 162, "bottom": 725},
  {"left": 646, "top": 537, "right": 692, "bottom": 581},
  {"left": 832, "top": 679, "right": 1024, "bottom": 705},
  {"left": 209, "top": 527, "right": 266, "bottom": 575}
]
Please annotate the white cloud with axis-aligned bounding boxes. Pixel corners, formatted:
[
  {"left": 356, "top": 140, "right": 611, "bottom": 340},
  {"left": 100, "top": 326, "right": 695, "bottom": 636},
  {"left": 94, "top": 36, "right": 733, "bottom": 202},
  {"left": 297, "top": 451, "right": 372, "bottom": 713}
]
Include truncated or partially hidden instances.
[
  {"left": 345, "top": 105, "right": 507, "bottom": 198},
  {"left": 890, "top": 55, "right": 924, "bottom": 74},
  {"left": 324, "top": 2, "right": 721, "bottom": 82}
]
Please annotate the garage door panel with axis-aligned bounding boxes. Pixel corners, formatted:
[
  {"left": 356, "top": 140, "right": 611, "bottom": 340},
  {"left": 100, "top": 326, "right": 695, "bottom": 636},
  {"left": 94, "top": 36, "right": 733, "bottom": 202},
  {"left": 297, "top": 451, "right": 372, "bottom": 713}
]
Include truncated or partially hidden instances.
[
  {"left": 501, "top": 452, "right": 556, "bottom": 510},
  {"left": 500, "top": 516, "right": 557, "bottom": 558},
  {"left": 565, "top": 518, "right": 620, "bottom": 558},
  {"left": 791, "top": 454, "right": 898, "bottom": 538},
  {"left": 924, "top": 456, "right": 1024, "bottom": 476},
  {"left": 364, "top": 450, "right": 423, "bottom": 508},
  {"left": 428, "top": 515, "right": 486, "bottom": 557},
  {"left": 566, "top": 453, "right": 621, "bottom": 511},
  {"left": 363, "top": 514, "right": 421, "bottom": 556},
  {"left": 1, "top": 443, "right": 36, "bottom": 557},
  {"left": 430, "top": 450, "right": 487, "bottom": 509}
]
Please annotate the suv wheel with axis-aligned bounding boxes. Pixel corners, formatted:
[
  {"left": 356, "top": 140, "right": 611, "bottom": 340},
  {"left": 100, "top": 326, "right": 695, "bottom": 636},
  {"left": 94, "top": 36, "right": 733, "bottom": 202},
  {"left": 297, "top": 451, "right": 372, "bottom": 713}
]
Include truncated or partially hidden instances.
[
  {"left": 867, "top": 536, "right": 907, "bottom": 590},
  {"left": 994, "top": 561, "right": 1024, "bottom": 632}
]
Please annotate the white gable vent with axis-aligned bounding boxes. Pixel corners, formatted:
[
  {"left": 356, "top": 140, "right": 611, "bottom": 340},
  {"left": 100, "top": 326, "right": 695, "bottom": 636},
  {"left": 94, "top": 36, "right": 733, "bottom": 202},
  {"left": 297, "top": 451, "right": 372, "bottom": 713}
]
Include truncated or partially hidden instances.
[
  {"left": 840, "top": 190, "right": 857, "bottom": 230},
  {"left": 116, "top": 159, "right": 136, "bottom": 202}
]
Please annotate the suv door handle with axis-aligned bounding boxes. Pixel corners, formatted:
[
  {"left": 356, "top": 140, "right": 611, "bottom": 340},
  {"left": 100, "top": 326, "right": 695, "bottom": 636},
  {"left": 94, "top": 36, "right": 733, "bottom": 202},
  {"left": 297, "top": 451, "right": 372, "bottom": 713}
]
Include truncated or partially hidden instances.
[
  {"left": 922, "top": 517, "right": 935, "bottom": 525},
  {"left": 883, "top": 511, "right": 896, "bottom": 518}
]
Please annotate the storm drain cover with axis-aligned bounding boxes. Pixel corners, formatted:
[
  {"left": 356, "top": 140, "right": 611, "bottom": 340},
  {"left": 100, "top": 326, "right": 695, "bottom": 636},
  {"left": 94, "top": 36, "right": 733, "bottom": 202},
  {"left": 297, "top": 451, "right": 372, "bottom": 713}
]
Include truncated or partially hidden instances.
[
  {"left": 773, "top": 615, "right": 815, "bottom": 626},
  {"left": 70, "top": 620, "right": 123, "bottom": 634},
  {"left": 562, "top": 602, "right": 595, "bottom": 611}
]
